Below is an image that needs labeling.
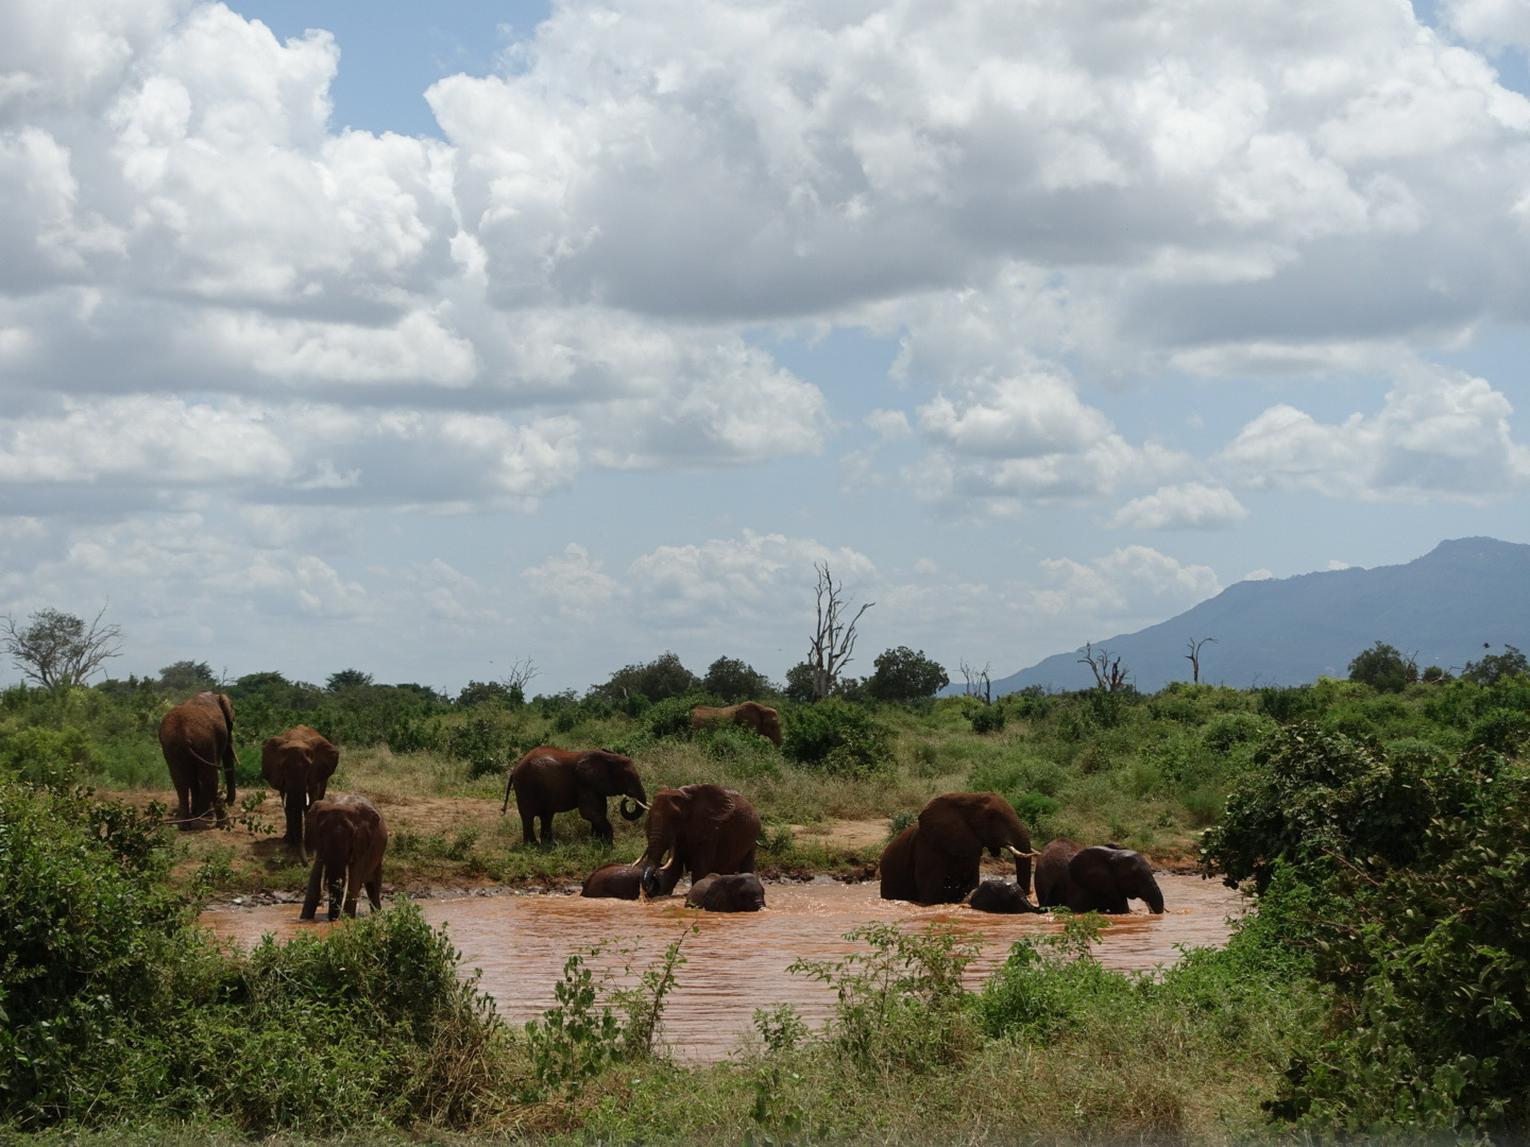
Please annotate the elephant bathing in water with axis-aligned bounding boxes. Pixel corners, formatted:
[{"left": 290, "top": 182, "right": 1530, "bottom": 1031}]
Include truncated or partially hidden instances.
[
  {"left": 879, "top": 792, "right": 1038, "bottom": 906},
  {"left": 1035, "top": 839, "right": 1165, "bottom": 914},
  {"left": 301, "top": 795, "right": 388, "bottom": 921},
  {"left": 159, "top": 691, "right": 239, "bottom": 828},
  {"left": 690, "top": 701, "right": 783, "bottom": 746},
  {"left": 638, "top": 784, "right": 761, "bottom": 898},
  {"left": 261, "top": 725, "right": 338, "bottom": 858},
  {"left": 582, "top": 862, "right": 644, "bottom": 899},
  {"left": 968, "top": 879, "right": 1043, "bottom": 914},
  {"left": 685, "top": 872, "right": 766, "bottom": 912},
  {"left": 503, "top": 746, "right": 648, "bottom": 845}
]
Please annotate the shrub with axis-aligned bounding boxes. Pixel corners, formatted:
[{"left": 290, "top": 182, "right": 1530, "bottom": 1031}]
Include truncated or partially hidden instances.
[
  {"left": 1199, "top": 711, "right": 1272, "bottom": 754},
  {"left": 1347, "top": 641, "right": 1418, "bottom": 693},
  {"left": 1466, "top": 707, "right": 1530, "bottom": 755},
  {"left": 781, "top": 700, "right": 892, "bottom": 777},
  {"left": 646, "top": 693, "right": 717, "bottom": 740},
  {"left": 969, "top": 705, "right": 1006, "bottom": 734},
  {"left": 0, "top": 722, "right": 100, "bottom": 788}
]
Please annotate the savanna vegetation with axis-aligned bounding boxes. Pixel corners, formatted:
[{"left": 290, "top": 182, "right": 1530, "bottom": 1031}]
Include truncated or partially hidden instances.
[{"left": 3, "top": 633, "right": 1529, "bottom": 1143}]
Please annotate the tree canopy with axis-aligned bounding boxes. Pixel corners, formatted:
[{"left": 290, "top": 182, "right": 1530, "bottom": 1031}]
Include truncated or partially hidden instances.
[{"left": 866, "top": 646, "right": 949, "bottom": 703}]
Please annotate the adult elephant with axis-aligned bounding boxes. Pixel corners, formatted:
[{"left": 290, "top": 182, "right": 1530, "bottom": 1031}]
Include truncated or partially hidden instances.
[
  {"left": 690, "top": 701, "right": 783, "bottom": 746},
  {"left": 685, "top": 872, "right": 766, "bottom": 912},
  {"left": 502, "top": 746, "right": 648, "bottom": 846},
  {"left": 581, "top": 863, "right": 643, "bottom": 900},
  {"left": 1035, "top": 839, "right": 1165, "bottom": 915},
  {"left": 637, "top": 784, "right": 760, "bottom": 898},
  {"left": 968, "top": 879, "right": 1043, "bottom": 914},
  {"left": 879, "top": 792, "right": 1038, "bottom": 905},
  {"left": 159, "top": 691, "right": 239, "bottom": 829},
  {"left": 301, "top": 795, "right": 388, "bottom": 921},
  {"left": 261, "top": 725, "right": 339, "bottom": 858}
]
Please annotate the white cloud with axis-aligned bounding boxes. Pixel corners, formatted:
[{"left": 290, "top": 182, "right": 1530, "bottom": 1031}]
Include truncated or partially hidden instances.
[
  {"left": 1217, "top": 361, "right": 1530, "bottom": 501},
  {"left": 865, "top": 409, "right": 912, "bottom": 440},
  {"left": 1030, "top": 546, "right": 1222, "bottom": 621},
  {"left": 1108, "top": 483, "right": 1250, "bottom": 530},
  {"left": 522, "top": 544, "right": 621, "bottom": 621},
  {"left": 1444, "top": 0, "right": 1530, "bottom": 60},
  {"left": 1242, "top": 568, "right": 1275, "bottom": 581}
]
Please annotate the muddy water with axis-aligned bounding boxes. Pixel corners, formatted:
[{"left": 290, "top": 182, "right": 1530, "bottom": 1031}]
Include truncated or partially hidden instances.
[{"left": 200, "top": 874, "right": 1242, "bottom": 1062}]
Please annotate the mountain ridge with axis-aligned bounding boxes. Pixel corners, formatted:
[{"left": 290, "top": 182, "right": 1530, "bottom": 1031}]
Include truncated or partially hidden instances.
[{"left": 969, "top": 537, "right": 1530, "bottom": 695}]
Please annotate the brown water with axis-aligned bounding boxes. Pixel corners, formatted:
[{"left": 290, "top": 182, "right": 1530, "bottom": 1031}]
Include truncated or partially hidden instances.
[{"left": 200, "top": 874, "right": 1242, "bottom": 1062}]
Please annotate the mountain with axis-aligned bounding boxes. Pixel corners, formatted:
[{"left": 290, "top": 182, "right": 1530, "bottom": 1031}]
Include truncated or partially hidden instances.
[{"left": 976, "top": 537, "right": 1530, "bottom": 695}]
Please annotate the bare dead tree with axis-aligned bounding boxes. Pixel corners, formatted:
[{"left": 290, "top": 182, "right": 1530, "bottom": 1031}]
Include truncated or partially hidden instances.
[
  {"left": 2, "top": 604, "right": 123, "bottom": 689},
  {"left": 501, "top": 656, "right": 540, "bottom": 695},
  {"left": 1078, "top": 641, "right": 1129, "bottom": 693},
  {"left": 808, "top": 561, "right": 874, "bottom": 700},
  {"left": 960, "top": 659, "right": 992, "bottom": 704},
  {"left": 1184, "top": 636, "right": 1216, "bottom": 685}
]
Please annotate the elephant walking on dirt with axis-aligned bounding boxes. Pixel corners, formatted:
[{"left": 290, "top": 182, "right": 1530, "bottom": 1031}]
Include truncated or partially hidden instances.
[
  {"left": 503, "top": 746, "right": 648, "bottom": 845},
  {"left": 301, "top": 795, "right": 388, "bottom": 921},
  {"left": 690, "top": 702, "right": 783, "bottom": 746},
  {"left": 159, "top": 691, "right": 239, "bottom": 828},
  {"left": 261, "top": 725, "right": 339, "bottom": 858},
  {"left": 1035, "top": 839, "right": 1165, "bottom": 914},
  {"left": 879, "top": 792, "right": 1038, "bottom": 906},
  {"left": 638, "top": 784, "right": 761, "bottom": 898}
]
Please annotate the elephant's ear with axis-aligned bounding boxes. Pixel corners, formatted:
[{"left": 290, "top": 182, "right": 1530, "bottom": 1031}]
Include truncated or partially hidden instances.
[
  {"left": 313, "top": 737, "right": 339, "bottom": 794},
  {"left": 217, "top": 693, "right": 235, "bottom": 732},
  {"left": 1068, "top": 847, "right": 1120, "bottom": 899},
  {"left": 260, "top": 737, "right": 285, "bottom": 788},
  {"left": 917, "top": 798, "right": 980, "bottom": 858}
]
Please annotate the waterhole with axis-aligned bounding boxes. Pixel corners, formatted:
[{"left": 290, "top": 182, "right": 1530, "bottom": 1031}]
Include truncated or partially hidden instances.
[{"left": 200, "top": 873, "right": 1243, "bottom": 1062}]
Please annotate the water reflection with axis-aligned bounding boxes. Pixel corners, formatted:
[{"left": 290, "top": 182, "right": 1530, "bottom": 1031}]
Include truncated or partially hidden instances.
[{"left": 200, "top": 874, "right": 1242, "bottom": 1063}]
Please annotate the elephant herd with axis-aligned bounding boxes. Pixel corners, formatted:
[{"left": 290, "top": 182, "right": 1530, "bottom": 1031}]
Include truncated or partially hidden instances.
[{"left": 157, "top": 692, "right": 1163, "bottom": 922}]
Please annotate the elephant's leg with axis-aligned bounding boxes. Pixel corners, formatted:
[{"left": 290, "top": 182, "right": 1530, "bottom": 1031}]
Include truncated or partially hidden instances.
[
  {"left": 518, "top": 805, "right": 538, "bottom": 846},
  {"left": 738, "top": 845, "right": 757, "bottom": 874},
  {"left": 539, "top": 812, "right": 555, "bottom": 846},
  {"left": 300, "top": 857, "right": 324, "bottom": 920},
  {"left": 364, "top": 865, "right": 383, "bottom": 912},
  {"left": 914, "top": 844, "right": 965, "bottom": 904},
  {"left": 578, "top": 794, "right": 614, "bottom": 844}
]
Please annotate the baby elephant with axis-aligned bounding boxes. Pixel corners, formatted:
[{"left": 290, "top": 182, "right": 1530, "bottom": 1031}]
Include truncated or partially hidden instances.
[
  {"left": 967, "top": 878, "right": 1042, "bottom": 914},
  {"left": 301, "top": 795, "right": 388, "bottom": 921},
  {"left": 685, "top": 872, "right": 766, "bottom": 912},
  {"left": 582, "top": 862, "right": 644, "bottom": 899},
  {"left": 1035, "top": 839, "right": 1165, "bottom": 914}
]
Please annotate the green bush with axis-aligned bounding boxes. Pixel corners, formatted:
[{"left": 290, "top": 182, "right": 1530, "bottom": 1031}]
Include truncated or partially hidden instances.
[
  {"left": 1466, "top": 707, "right": 1530, "bottom": 755},
  {"left": 969, "top": 705, "right": 1006, "bottom": 734},
  {"left": 0, "top": 722, "right": 100, "bottom": 789},
  {"left": 781, "top": 700, "right": 892, "bottom": 777},
  {"left": 645, "top": 693, "right": 717, "bottom": 740}
]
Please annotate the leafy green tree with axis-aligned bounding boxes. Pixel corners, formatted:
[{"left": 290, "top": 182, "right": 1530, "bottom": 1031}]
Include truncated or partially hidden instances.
[
  {"left": 591, "top": 652, "right": 699, "bottom": 703},
  {"left": 865, "top": 646, "right": 949, "bottom": 703},
  {"left": 1346, "top": 641, "right": 1416, "bottom": 693},
  {"left": 158, "top": 660, "right": 215, "bottom": 693},
  {"left": 1, "top": 606, "right": 122, "bottom": 689},
  {"left": 326, "top": 668, "right": 374, "bottom": 692},
  {"left": 457, "top": 679, "right": 518, "bottom": 707},
  {"left": 701, "top": 656, "right": 770, "bottom": 702},
  {"left": 1461, "top": 644, "right": 1529, "bottom": 686}
]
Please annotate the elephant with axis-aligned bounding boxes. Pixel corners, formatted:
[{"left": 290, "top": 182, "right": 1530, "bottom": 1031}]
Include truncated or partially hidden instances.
[
  {"left": 159, "top": 691, "right": 239, "bottom": 828},
  {"left": 968, "top": 879, "right": 1043, "bottom": 914},
  {"left": 301, "top": 795, "right": 388, "bottom": 921},
  {"left": 502, "top": 746, "right": 648, "bottom": 845},
  {"left": 685, "top": 872, "right": 767, "bottom": 912},
  {"left": 690, "top": 701, "right": 783, "bottom": 746},
  {"left": 581, "top": 862, "right": 644, "bottom": 899},
  {"left": 260, "top": 725, "right": 338, "bottom": 858},
  {"left": 637, "top": 783, "right": 761, "bottom": 898},
  {"left": 878, "top": 792, "right": 1038, "bottom": 906},
  {"left": 1035, "top": 839, "right": 1165, "bottom": 914}
]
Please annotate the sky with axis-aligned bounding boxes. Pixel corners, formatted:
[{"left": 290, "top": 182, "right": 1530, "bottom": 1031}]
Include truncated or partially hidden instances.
[{"left": 2, "top": 0, "right": 1530, "bottom": 696}]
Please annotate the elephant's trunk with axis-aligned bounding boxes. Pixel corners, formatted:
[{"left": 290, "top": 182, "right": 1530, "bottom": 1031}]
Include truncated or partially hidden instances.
[
  {"left": 327, "top": 872, "right": 345, "bottom": 921},
  {"left": 619, "top": 792, "right": 648, "bottom": 821},
  {"left": 284, "top": 790, "right": 306, "bottom": 851},
  {"left": 1141, "top": 875, "right": 1166, "bottom": 915}
]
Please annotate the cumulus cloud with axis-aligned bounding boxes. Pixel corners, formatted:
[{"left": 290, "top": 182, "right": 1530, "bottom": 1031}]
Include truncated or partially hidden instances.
[
  {"left": 522, "top": 544, "right": 621, "bottom": 621},
  {"left": 1217, "top": 361, "right": 1530, "bottom": 501},
  {"left": 1108, "top": 483, "right": 1250, "bottom": 530},
  {"left": 1030, "top": 546, "right": 1222, "bottom": 621},
  {"left": 1443, "top": 0, "right": 1530, "bottom": 58}
]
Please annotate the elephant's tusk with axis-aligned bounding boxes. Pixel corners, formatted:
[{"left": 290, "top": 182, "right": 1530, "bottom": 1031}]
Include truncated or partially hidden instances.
[
  {"left": 1006, "top": 845, "right": 1042, "bottom": 859},
  {"left": 627, "top": 798, "right": 650, "bottom": 811}
]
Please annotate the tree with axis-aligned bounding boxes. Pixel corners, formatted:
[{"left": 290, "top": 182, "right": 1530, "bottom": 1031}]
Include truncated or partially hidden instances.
[
  {"left": 1184, "top": 636, "right": 1215, "bottom": 685},
  {"left": 783, "top": 661, "right": 817, "bottom": 704},
  {"left": 1078, "top": 642, "right": 1129, "bottom": 692},
  {"left": 702, "top": 656, "right": 769, "bottom": 702},
  {"left": 2, "top": 605, "right": 123, "bottom": 689},
  {"left": 866, "top": 646, "right": 949, "bottom": 703},
  {"left": 158, "top": 660, "right": 215, "bottom": 693},
  {"left": 1347, "top": 641, "right": 1417, "bottom": 693},
  {"left": 959, "top": 660, "right": 992, "bottom": 704},
  {"left": 592, "top": 652, "right": 700, "bottom": 703},
  {"left": 807, "top": 562, "right": 874, "bottom": 700},
  {"left": 327, "top": 668, "right": 374, "bottom": 692},
  {"left": 499, "top": 657, "right": 539, "bottom": 703},
  {"left": 1461, "top": 643, "right": 1528, "bottom": 687}
]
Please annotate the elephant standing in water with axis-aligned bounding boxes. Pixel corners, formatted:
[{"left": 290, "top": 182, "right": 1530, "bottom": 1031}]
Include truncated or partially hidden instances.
[
  {"left": 638, "top": 784, "right": 761, "bottom": 898},
  {"left": 1035, "top": 840, "right": 1165, "bottom": 914},
  {"left": 301, "top": 795, "right": 388, "bottom": 921},
  {"left": 159, "top": 691, "right": 239, "bottom": 828},
  {"left": 690, "top": 701, "right": 783, "bottom": 746},
  {"left": 879, "top": 792, "right": 1038, "bottom": 905},
  {"left": 503, "top": 746, "right": 648, "bottom": 845},
  {"left": 968, "top": 879, "right": 1042, "bottom": 914},
  {"left": 582, "top": 863, "right": 644, "bottom": 899},
  {"left": 261, "top": 725, "right": 339, "bottom": 858},
  {"left": 685, "top": 872, "right": 766, "bottom": 912}
]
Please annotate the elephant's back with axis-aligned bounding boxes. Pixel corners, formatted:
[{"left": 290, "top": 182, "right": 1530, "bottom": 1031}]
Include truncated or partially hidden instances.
[{"left": 1034, "top": 838, "right": 1080, "bottom": 905}]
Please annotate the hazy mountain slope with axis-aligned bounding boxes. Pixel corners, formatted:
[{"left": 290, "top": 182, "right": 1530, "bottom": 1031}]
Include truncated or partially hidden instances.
[{"left": 980, "top": 537, "right": 1530, "bottom": 694}]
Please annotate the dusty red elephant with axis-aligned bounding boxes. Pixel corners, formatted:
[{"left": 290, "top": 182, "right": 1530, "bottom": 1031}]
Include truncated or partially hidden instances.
[
  {"left": 261, "top": 725, "right": 339, "bottom": 858},
  {"left": 879, "top": 791, "right": 1038, "bottom": 905},
  {"left": 159, "top": 691, "right": 239, "bottom": 828},
  {"left": 638, "top": 783, "right": 761, "bottom": 898},
  {"left": 302, "top": 795, "right": 388, "bottom": 921},
  {"left": 502, "top": 745, "right": 648, "bottom": 845},
  {"left": 689, "top": 701, "right": 783, "bottom": 746}
]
